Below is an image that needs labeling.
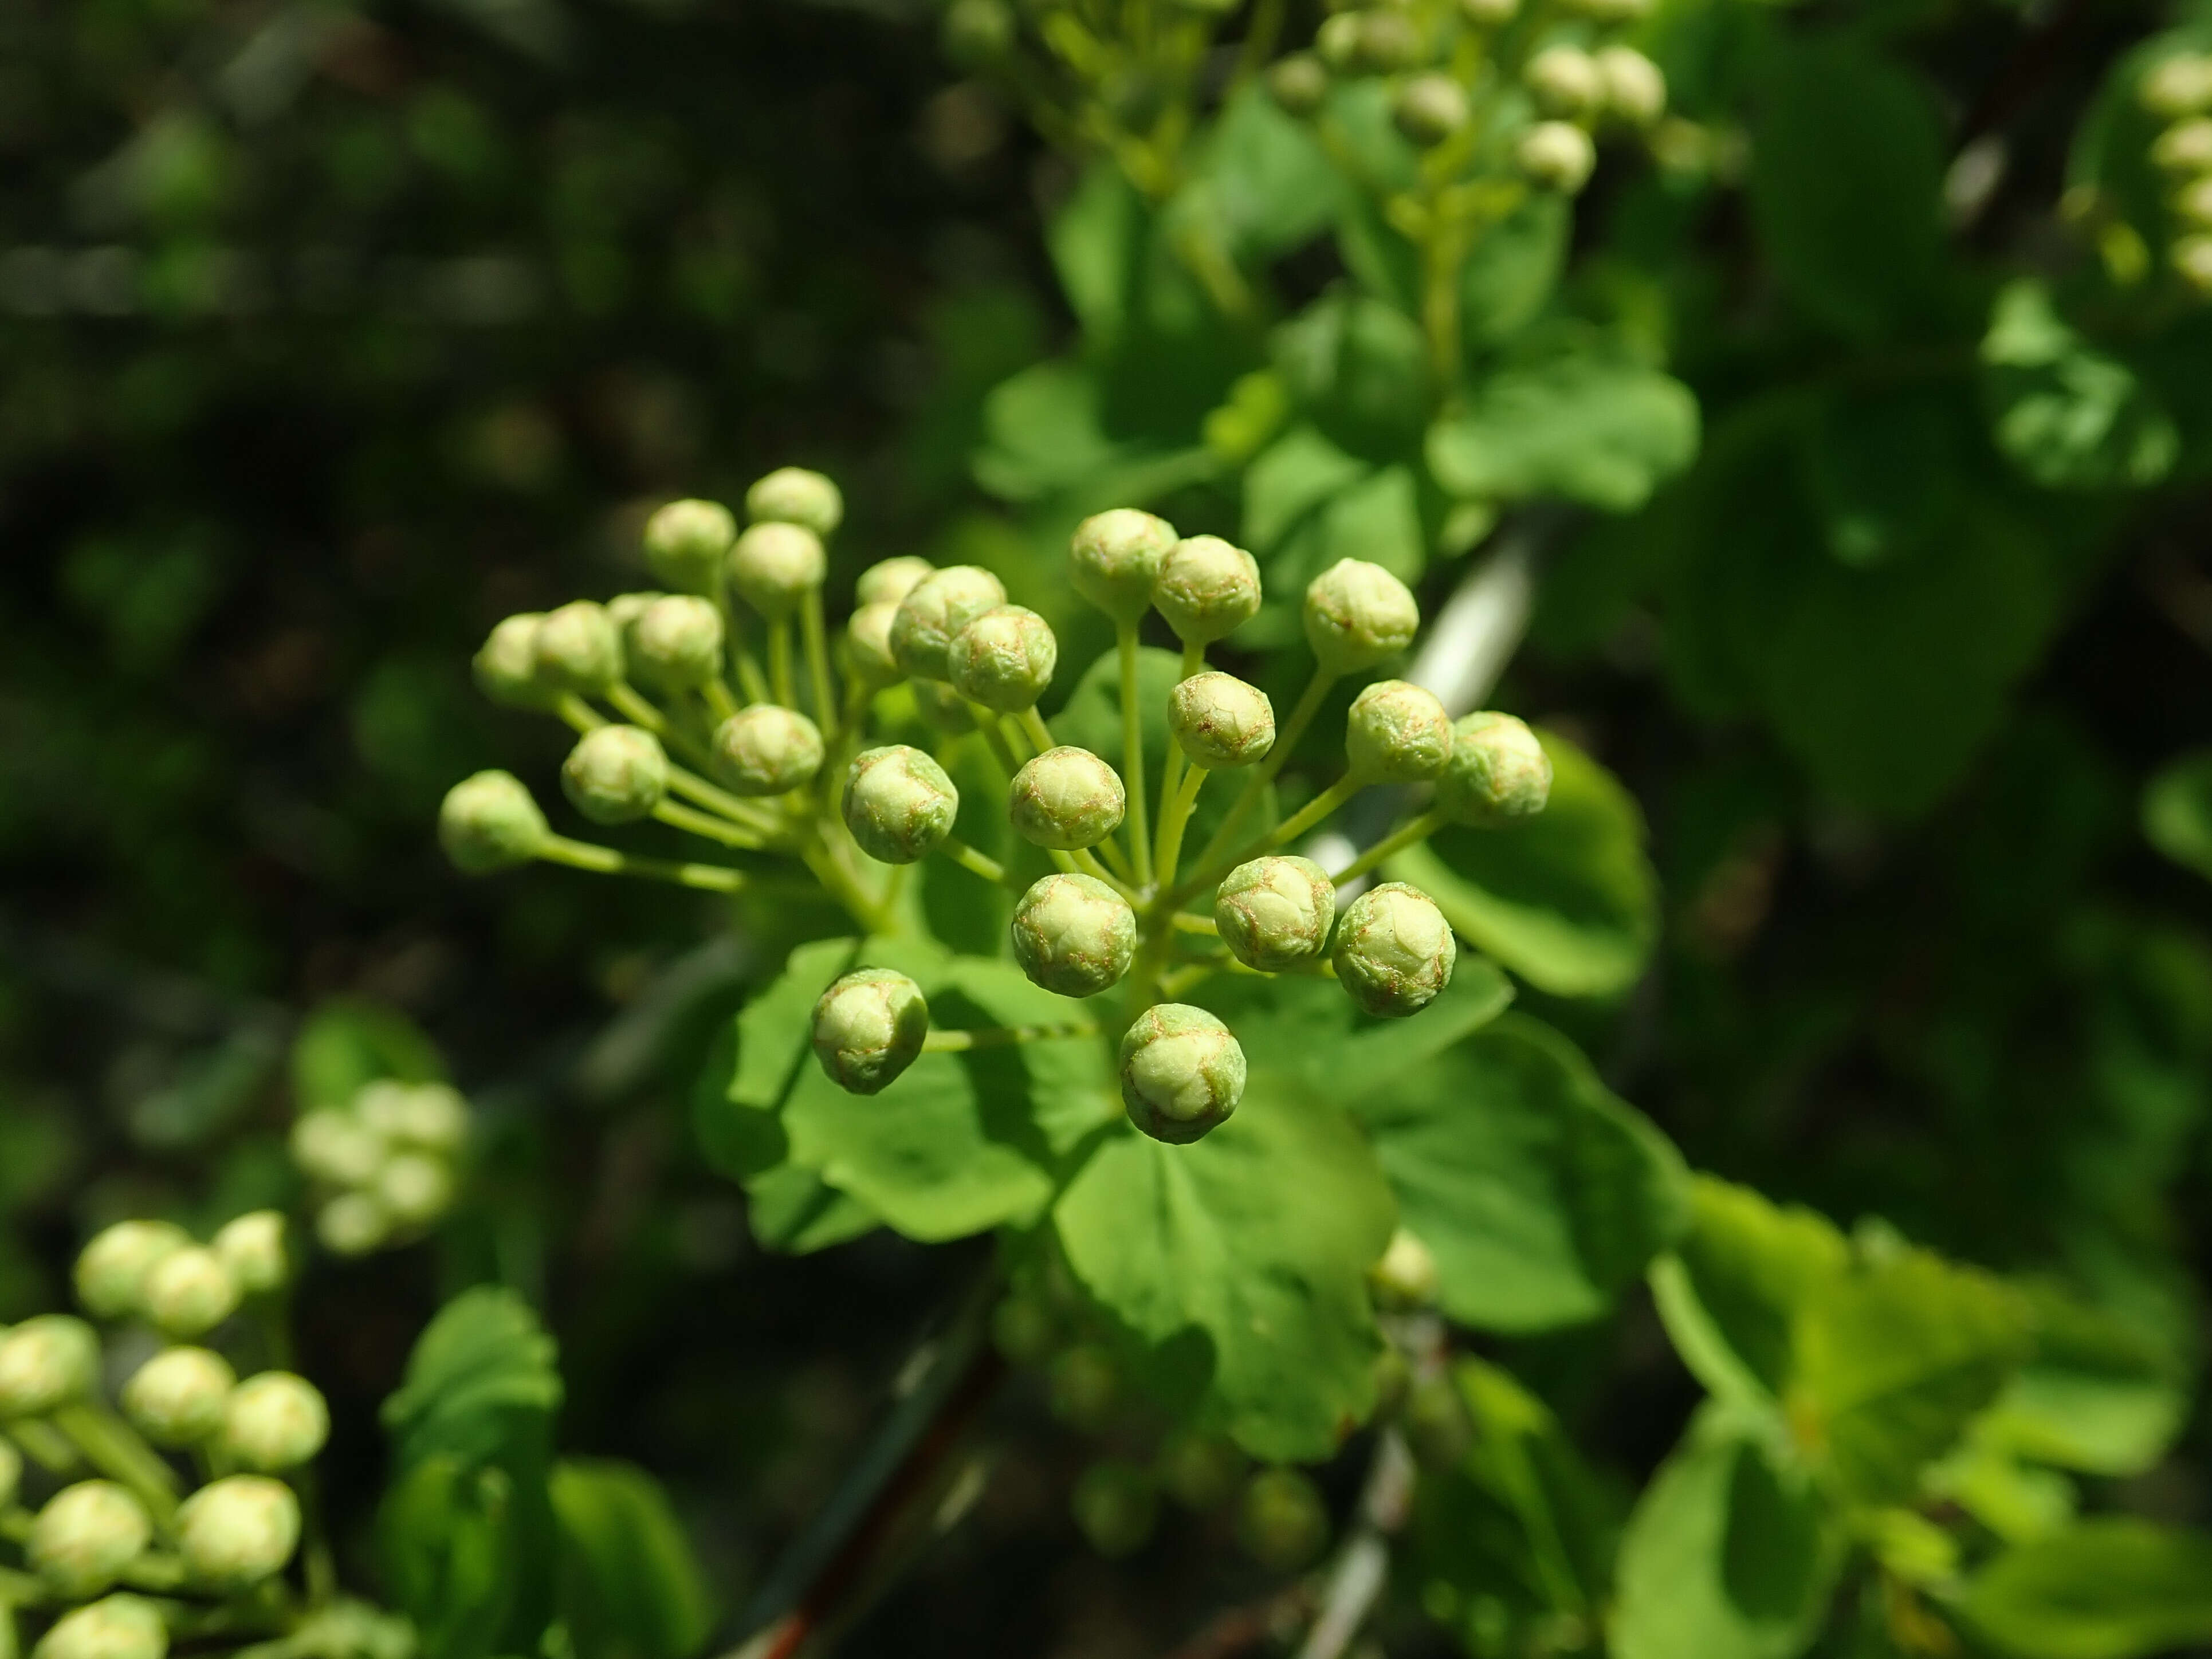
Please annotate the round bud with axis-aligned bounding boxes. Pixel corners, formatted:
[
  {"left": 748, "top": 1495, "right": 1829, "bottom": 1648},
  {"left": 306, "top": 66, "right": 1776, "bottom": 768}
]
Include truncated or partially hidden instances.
[
  {"left": 289, "top": 1110, "right": 385, "bottom": 1187},
  {"left": 176, "top": 1476, "right": 300, "bottom": 1589},
  {"left": 1069, "top": 509, "right": 1177, "bottom": 623},
  {"left": 533, "top": 600, "right": 623, "bottom": 695},
  {"left": 74, "top": 1220, "right": 190, "bottom": 1319},
  {"left": 2178, "top": 175, "right": 2212, "bottom": 229},
  {"left": 941, "top": 0, "right": 1014, "bottom": 67},
  {"left": 32, "top": 1597, "right": 167, "bottom": 1659},
  {"left": 846, "top": 602, "right": 904, "bottom": 689},
  {"left": 607, "top": 592, "right": 664, "bottom": 634},
  {"left": 1009, "top": 747, "right": 1126, "bottom": 850},
  {"left": 628, "top": 595, "right": 724, "bottom": 690},
  {"left": 891, "top": 566, "right": 1008, "bottom": 680},
  {"left": 1012, "top": 875, "right": 1138, "bottom": 998},
  {"left": 991, "top": 1289, "right": 1057, "bottom": 1365},
  {"left": 472, "top": 615, "right": 547, "bottom": 709},
  {"left": 123, "top": 1347, "right": 235, "bottom": 1447},
  {"left": 224, "top": 1373, "right": 330, "bottom": 1472},
  {"left": 0, "top": 1437, "right": 19, "bottom": 1508},
  {"left": 1518, "top": 120, "right": 1597, "bottom": 193},
  {"left": 315, "top": 1193, "right": 388, "bottom": 1257},
  {"left": 2143, "top": 53, "right": 2212, "bottom": 119},
  {"left": 1266, "top": 53, "right": 1329, "bottom": 117},
  {"left": 1303, "top": 559, "right": 1419, "bottom": 676},
  {"left": 1345, "top": 679, "right": 1453, "bottom": 783},
  {"left": 1238, "top": 1469, "right": 1329, "bottom": 1572},
  {"left": 643, "top": 499, "right": 737, "bottom": 593},
  {"left": 1153, "top": 536, "right": 1262, "bottom": 646},
  {"left": 141, "top": 1247, "right": 239, "bottom": 1339},
  {"left": 357, "top": 1083, "right": 469, "bottom": 1155},
  {"left": 912, "top": 678, "right": 977, "bottom": 734},
  {"left": 1394, "top": 73, "right": 1470, "bottom": 146},
  {"left": 1434, "top": 711, "right": 1551, "bottom": 824},
  {"left": 1355, "top": 9, "right": 1421, "bottom": 72},
  {"left": 1118, "top": 1004, "right": 1247, "bottom": 1144},
  {"left": 1157, "top": 1432, "right": 1246, "bottom": 1511},
  {"left": 376, "top": 1154, "right": 455, "bottom": 1230},
  {"left": 949, "top": 605, "right": 1058, "bottom": 713},
  {"left": 1314, "top": 13, "right": 1362, "bottom": 71},
  {"left": 438, "top": 770, "right": 549, "bottom": 875},
  {"left": 1526, "top": 45, "right": 1602, "bottom": 119},
  {"left": 211, "top": 1212, "right": 288, "bottom": 1296},
  {"left": 714, "top": 705, "right": 826, "bottom": 797},
  {"left": 1369, "top": 1226, "right": 1440, "bottom": 1310},
  {"left": 561, "top": 725, "right": 669, "bottom": 825},
  {"left": 1596, "top": 46, "right": 1666, "bottom": 126},
  {"left": 729, "top": 522, "right": 826, "bottom": 619},
  {"left": 32, "top": 1483, "right": 152, "bottom": 1597},
  {"left": 0, "top": 1316, "right": 100, "bottom": 1416},
  {"left": 856, "top": 556, "right": 936, "bottom": 608},
  {"left": 811, "top": 969, "right": 930, "bottom": 1095},
  {"left": 1048, "top": 1345, "right": 1119, "bottom": 1430},
  {"left": 1071, "top": 1462, "right": 1158, "bottom": 1559},
  {"left": 1333, "top": 882, "right": 1456, "bottom": 1018},
  {"left": 745, "top": 466, "right": 843, "bottom": 536},
  {"left": 842, "top": 745, "right": 959, "bottom": 863},
  {"left": 1459, "top": 0, "right": 1518, "bottom": 26},
  {"left": 2153, "top": 118, "right": 2212, "bottom": 174},
  {"left": 1214, "top": 856, "right": 1335, "bottom": 972},
  {"left": 2179, "top": 234, "right": 2212, "bottom": 294}
]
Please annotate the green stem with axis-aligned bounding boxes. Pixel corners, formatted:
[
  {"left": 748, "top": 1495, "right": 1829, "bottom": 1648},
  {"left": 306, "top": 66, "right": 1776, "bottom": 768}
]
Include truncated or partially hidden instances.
[
  {"left": 922, "top": 1021, "right": 1097, "bottom": 1052},
  {"left": 52, "top": 1405, "right": 178, "bottom": 1523},
  {"left": 1070, "top": 847, "right": 1138, "bottom": 899},
  {"left": 539, "top": 835, "right": 747, "bottom": 894},
  {"left": 605, "top": 681, "right": 729, "bottom": 777},
  {"left": 801, "top": 587, "right": 838, "bottom": 739},
  {"left": 769, "top": 620, "right": 796, "bottom": 708},
  {"left": 654, "top": 799, "right": 771, "bottom": 851},
  {"left": 721, "top": 597, "right": 772, "bottom": 706},
  {"left": 1257, "top": 772, "right": 1366, "bottom": 858},
  {"left": 1153, "top": 764, "right": 1210, "bottom": 894},
  {"left": 1331, "top": 809, "right": 1446, "bottom": 887},
  {"left": 1153, "top": 640, "right": 1205, "bottom": 877},
  {"left": 7, "top": 1422, "right": 78, "bottom": 1473},
  {"left": 555, "top": 693, "right": 606, "bottom": 734},
  {"left": 1196, "top": 667, "right": 1336, "bottom": 872},
  {"left": 935, "top": 836, "right": 1022, "bottom": 890},
  {"left": 703, "top": 677, "right": 741, "bottom": 724},
  {"left": 0, "top": 1564, "right": 37, "bottom": 1605},
  {"left": 802, "top": 832, "right": 895, "bottom": 935},
  {"left": 1019, "top": 707, "right": 1056, "bottom": 757},
  {"left": 1170, "top": 911, "right": 1219, "bottom": 935},
  {"left": 1118, "top": 624, "right": 1154, "bottom": 888},
  {"left": 965, "top": 703, "right": 1024, "bottom": 782},
  {"left": 664, "top": 766, "right": 785, "bottom": 836}
]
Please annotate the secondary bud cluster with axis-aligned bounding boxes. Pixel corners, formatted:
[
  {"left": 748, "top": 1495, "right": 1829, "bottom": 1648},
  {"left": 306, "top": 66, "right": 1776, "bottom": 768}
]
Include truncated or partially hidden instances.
[
  {"left": 2143, "top": 52, "right": 2212, "bottom": 293},
  {"left": 66, "top": 1210, "right": 289, "bottom": 1344},
  {"left": 290, "top": 1078, "right": 469, "bottom": 1256}
]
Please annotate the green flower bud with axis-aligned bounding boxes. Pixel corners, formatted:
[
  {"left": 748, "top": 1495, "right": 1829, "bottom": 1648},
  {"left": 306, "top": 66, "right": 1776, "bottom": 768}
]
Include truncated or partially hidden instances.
[
  {"left": 1435, "top": 711, "right": 1551, "bottom": 824},
  {"left": 714, "top": 705, "right": 825, "bottom": 796},
  {"left": 1526, "top": 45, "right": 1601, "bottom": 118},
  {"left": 1237, "top": 1469, "right": 1329, "bottom": 1572},
  {"left": 1314, "top": 12, "right": 1362, "bottom": 70},
  {"left": 32, "top": 1483, "right": 151, "bottom": 1597},
  {"left": 0, "top": 1436, "right": 19, "bottom": 1507},
  {"left": 2154, "top": 117, "right": 2212, "bottom": 174},
  {"left": 1118, "top": 1004, "right": 1246, "bottom": 1144},
  {"left": 1153, "top": 536, "right": 1261, "bottom": 646},
  {"left": 890, "top": 566, "right": 1007, "bottom": 681},
  {"left": 123, "top": 1347, "right": 235, "bottom": 1447},
  {"left": 842, "top": 745, "right": 959, "bottom": 863},
  {"left": 1047, "top": 1345, "right": 1119, "bottom": 1430},
  {"left": 745, "top": 466, "right": 843, "bottom": 536},
  {"left": 2178, "top": 233, "right": 2212, "bottom": 296},
  {"left": 1345, "top": 679, "right": 1452, "bottom": 783},
  {"left": 2176, "top": 175, "right": 2212, "bottom": 229},
  {"left": 989, "top": 1288, "right": 1057, "bottom": 1365},
  {"left": 606, "top": 591, "right": 663, "bottom": 632},
  {"left": 1266, "top": 53, "right": 1329, "bottom": 117},
  {"left": 224, "top": 1373, "right": 329, "bottom": 1472},
  {"left": 810, "top": 969, "right": 930, "bottom": 1094},
  {"left": 1157, "top": 1432, "right": 1246, "bottom": 1511},
  {"left": 1168, "top": 672, "right": 1275, "bottom": 770},
  {"left": 1333, "top": 882, "right": 1456, "bottom": 1018},
  {"left": 1214, "top": 856, "right": 1334, "bottom": 972},
  {"left": 643, "top": 499, "right": 737, "bottom": 593},
  {"left": 74, "top": 1221, "right": 190, "bottom": 1320},
  {"left": 1518, "top": 120, "right": 1597, "bottom": 193},
  {"left": 290, "top": 1110, "right": 385, "bottom": 1187},
  {"left": 856, "top": 556, "right": 935, "bottom": 608},
  {"left": 729, "top": 522, "right": 826, "bottom": 619},
  {"left": 2144, "top": 53, "right": 2212, "bottom": 119},
  {"left": 912, "top": 678, "right": 977, "bottom": 734},
  {"left": 356, "top": 1083, "right": 469, "bottom": 1155},
  {"left": 941, "top": 0, "right": 1013, "bottom": 65},
  {"left": 534, "top": 600, "right": 624, "bottom": 694},
  {"left": 212, "top": 1212, "right": 288, "bottom": 1296},
  {"left": 1368, "top": 1225, "right": 1439, "bottom": 1310},
  {"left": 438, "top": 770, "right": 549, "bottom": 874},
  {"left": 315, "top": 1194, "right": 388, "bottom": 1257},
  {"left": 32, "top": 1596, "right": 167, "bottom": 1659},
  {"left": 1303, "top": 559, "right": 1419, "bottom": 676},
  {"left": 1355, "top": 9, "right": 1421, "bottom": 71},
  {"left": 1012, "top": 875, "right": 1137, "bottom": 998},
  {"left": 376, "top": 1154, "right": 455, "bottom": 1230},
  {"left": 1009, "top": 746, "right": 1126, "bottom": 850},
  {"left": 142, "top": 1246, "right": 239, "bottom": 1339},
  {"left": 1596, "top": 46, "right": 1665, "bottom": 126},
  {"left": 948, "top": 604, "right": 1058, "bottom": 712},
  {"left": 628, "top": 595, "right": 724, "bottom": 690},
  {"left": 561, "top": 726, "right": 670, "bottom": 825},
  {"left": 1394, "top": 73, "right": 1469, "bottom": 146},
  {"left": 176, "top": 1476, "right": 300, "bottom": 1589},
  {"left": 472, "top": 614, "right": 547, "bottom": 709},
  {"left": 1070, "top": 510, "right": 1178, "bottom": 623},
  {"left": 0, "top": 1316, "right": 100, "bottom": 1416},
  {"left": 846, "top": 602, "right": 904, "bottom": 689},
  {"left": 1071, "top": 1462, "right": 1157, "bottom": 1559},
  {"left": 1458, "top": 0, "right": 1518, "bottom": 27}
]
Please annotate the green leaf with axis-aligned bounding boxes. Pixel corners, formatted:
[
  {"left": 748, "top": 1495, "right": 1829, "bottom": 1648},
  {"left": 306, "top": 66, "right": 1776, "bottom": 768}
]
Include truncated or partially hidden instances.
[
  {"left": 382, "top": 1285, "right": 563, "bottom": 1469},
  {"left": 1054, "top": 1089, "right": 1394, "bottom": 1461},
  {"left": 291, "top": 997, "right": 445, "bottom": 1114},
  {"left": 2142, "top": 750, "right": 2212, "bottom": 882},
  {"left": 1426, "top": 353, "right": 1699, "bottom": 513},
  {"left": 1386, "top": 728, "right": 1659, "bottom": 998},
  {"left": 1050, "top": 163, "right": 1145, "bottom": 348},
  {"left": 1611, "top": 1408, "right": 1841, "bottom": 1659},
  {"left": 551, "top": 1459, "right": 716, "bottom": 1659},
  {"left": 1461, "top": 194, "right": 1569, "bottom": 348},
  {"left": 1982, "top": 281, "right": 2178, "bottom": 490},
  {"left": 1963, "top": 1519, "right": 2212, "bottom": 1659},
  {"left": 1184, "top": 85, "right": 1338, "bottom": 261},
  {"left": 1971, "top": 1287, "right": 2189, "bottom": 1477},
  {"left": 1274, "top": 292, "right": 1428, "bottom": 461},
  {"left": 1353, "top": 1014, "right": 1688, "bottom": 1332},
  {"left": 1243, "top": 424, "right": 1372, "bottom": 553},
  {"left": 380, "top": 1457, "right": 524, "bottom": 1659}
]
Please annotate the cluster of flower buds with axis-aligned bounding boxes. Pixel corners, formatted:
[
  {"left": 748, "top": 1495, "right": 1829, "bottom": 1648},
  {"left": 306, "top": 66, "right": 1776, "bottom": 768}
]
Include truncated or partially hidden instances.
[
  {"left": 2142, "top": 50, "right": 2212, "bottom": 292},
  {"left": 289, "top": 1079, "right": 470, "bottom": 1255}
]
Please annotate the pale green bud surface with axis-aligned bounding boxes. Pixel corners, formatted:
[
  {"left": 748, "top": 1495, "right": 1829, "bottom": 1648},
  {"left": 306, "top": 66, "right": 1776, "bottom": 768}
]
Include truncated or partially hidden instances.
[
  {"left": 533, "top": 600, "right": 623, "bottom": 694},
  {"left": 628, "top": 595, "right": 723, "bottom": 689},
  {"left": 890, "top": 565, "right": 1007, "bottom": 680},
  {"left": 32, "top": 1596, "right": 167, "bottom": 1659},
  {"left": 605, "top": 592, "right": 663, "bottom": 632},
  {"left": 290, "top": 1110, "right": 385, "bottom": 1187},
  {"left": 745, "top": 466, "right": 843, "bottom": 536},
  {"left": 1345, "top": 679, "right": 1453, "bottom": 783},
  {"left": 1334, "top": 882, "right": 1456, "bottom": 1017},
  {"left": 1239, "top": 1469, "right": 1329, "bottom": 1572},
  {"left": 123, "top": 1347, "right": 235, "bottom": 1447},
  {"left": 1355, "top": 9, "right": 1420, "bottom": 71},
  {"left": 714, "top": 705, "right": 825, "bottom": 796},
  {"left": 811, "top": 969, "right": 930, "bottom": 1094},
  {"left": 472, "top": 614, "right": 546, "bottom": 708},
  {"left": 177, "top": 1476, "right": 300, "bottom": 1589},
  {"left": 2178, "top": 175, "right": 2212, "bottom": 229},
  {"left": 1369, "top": 1225, "right": 1440, "bottom": 1309},
  {"left": 0, "top": 1436, "right": 19, "bottom": 1508},
  {"left": 1169, "top": 672, "right": 1275, "bottom": 769},
  {"left": 1303, "top": 559, "right": 1419, "bottom": 675},
  {"left": 1596, "top": 46, "right": 1666, "bottom": 125},
  {"left": 0, "top": 1316, "right": 100, "bottom": 1416},
  {"left": 1314, "top": 13, "right": 1362, "bottom": 70},
  {"left": 1266, "top": 53, "right": 1329, "bottom": 117},
  {"left": 1435, "top": 711, "right": 1551, "bottom": 824},
  {"left": 643, "top": 498, "right": 736, "bottom": 593},
  {"left": 1459, "top": 0, "right": 1518, "bottom": 26},
  {"left": 1526, "top": 45, "right": 1601, "bottom": 117},
  {"left": 855, "top": 556, "right": 934, "bottom": 608},
  {"left": 1394, "top": 73, "right": 1469, "bottom": 146},
  {"left": 1519, "top": 120, "right": 1597, "bottom": 192},
  {"left": 949, "top": 605, "right": 1058, "bottom": 712},
  {"left": 2176, "top": 234, "right": 2212, "bottom": 294},
  {"left": 74, "top": 1221, "right": 189, "bottom": 1320},
  {"left": 911, "top": 678, "right": 977, "bottom": 734},
  {"left": 1009, "top": 747, "right": 1125, "bottom": 850},
  {"left": 224, "top": 1373, "right": 330, "bottom": 1472},
  {"left": 842, "top": 745, "right": 958, "bottom": 863},
  {"left": 1012, "top": 875, "right": 1137, "bottom": 998},
  {"left": 2144, "top": 53, "right": 2212, "bottom": 118},
  {"left": 32, "top": 1483, "right": 151, "bottom": 1597},
  {"left": 846, "top": 602, "right": 904, "bottom": 688},
  {"left": 376, "top": 1154, "right": 455, "bottom": 1229},
  {"left": 316, "top": 1194, "right": 388, "bottom": 1257},
  {"left": 1153, "top": 536, "right": 1262, "bottom": 646},
  {"left": 357, "top": 1083, "right": 468, "bottom": 1154},
  {"left": 729, "top": 522, "right": 826, "bottom": 619},
  {"left": 561, "top": 726, "right": 669, "bottom": 825},
  {"left": 1069, "top": 509, "right": 1177, "bottom": 622},
  {"left": 1215, "top": 856, "right": 1334, "bottom": 972},
  {"left": 211, "top": 1212, "right": 288, "bottom": 1295},
  {"left": 1071, "top": 1462, "right": 1157, "bottom": 1559},
  {"left": 142, "top": 1246, "right": 239, "bottom": 1338},
  {"left": 2154, "top": 117, "right": 2212, "bottom": 174},
  {"left": 1118, "top": 1004, "right": 1247, "bottom": 1144},
  {"left": 438, "top": 770, "right": 549, "bottom": 874}
]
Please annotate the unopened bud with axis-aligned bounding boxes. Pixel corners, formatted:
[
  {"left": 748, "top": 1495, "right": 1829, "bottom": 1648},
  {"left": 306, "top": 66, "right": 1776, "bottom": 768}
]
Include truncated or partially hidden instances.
[
  {"left": 1315, "top": 12, "right": 1362, "bottom": 70},
  {"left": 1435, "top": 711, "right": 1551, "bottom": 823},
  {"left": 628, "top": 595, "right": 724, "bottom": 689},
  {"left": 1333, "top": 882, "right": 1456, "bottom": 1017},
  {"left": 913, "top": 678, "right": 977, "bottom": 734},
  {"left": 1012, "top": 874, "right": 1137, "bottom": 998},
  {"left": 846, "top": 602, "right": 904, "bottom": 688},
  {"left": 1303, "top": 559, "right": 1419, "bottom": 676},
  {"left": 643, "top": 499, "right": 737, "bottom": 593},
  {"left": 1518, "top": 120, "right": 1597, "bottom": 192},
  {"left": 1169, "top": 672, "right": 1276, "bottom": 769},
  {"left": 32, "top": 1484, "right": 152, "bottom": 1596},
  {"left": 1394, "top": 73, "right": 1469, "bottom": 146},
  {"left": 1048, "top": 1345, "right": 1119, "bottom": 1430},
  {"left": 1238, "top": 1469, "right": 1329, "bottom": 1572},
  {"left": 1267, "top": 53, "right": 1329, "bottom": 117},
  {"left": 1154, "top": 536, "right": 1262, "bottom": 646},
  {"left": 1346, "top": 679, "right": 1452, "bottom": 782},
  {"left": 473, "top": 615, "right": 547, "bottom": 709},
  {"left": 1597, "top": 46, "right": 1665, "bottom": 125},
  {"left": 0, "top": 1316, "right": 100, "bottom": 1416},
  {"left": 534, "top": 600, "right": 624, "bottom": 695},
  {"left": 2154, "top": 117, "right": 2212, "bottom": 174},
  {"left": 561, "top": 726, "right": 669, "bottom": 825},
  {"left": 606, "top": 592, "right": 664, "bottom": 632},
  {"left": 2149, "top": 52, "right": 2212, "bottom": 117},
  {"left": 2178, "top": 175, "right": 2212, "bottom": 229},
  {"left": 1459, "top": 0, "right": 1517, "bottom": 26},
  {"left": 941, "top": 0, "right": 1015, "bottom": 68},
  {"left": 745, "top": 466, "right": 843, "bottom": 536},
  {"left": 290, "top": 1110, "right": 385, "bottom": 1187},
  {"left": 1010, "top": 747, "right": 1126, "bottom": 850},
  {"left": 74, "top": 1221, "right": 189, "bottom": 1320},
  {"left": 891, "top": 566, "right": 1007, "bottom": 680},
  {"left": 2176, "top": 234, "right": 2212, "bottom": 295},
  {"left": 177, "top": 1476, "right": 300, "bottom": 1589},
  {"left": 949, "top": 605, "right": 1058, "bottom": 711},
  {"left": 32, "top": 1597, "right": 167, "bottom": 1659},
  {"left": 357, "top": 1083, "right": 468, "bottom": 1155},
  {"left": 376, "top": 1154, "right": 455, "bottom": 1230},
  {"left": 438, "top": 770, "right": 549, "bottom": 874},
  {"left": 123, "top": 1347, "right": 235, "bottom": 1448},
  {"left": 729, "top": 522, "right": 826, "bottom": 619},
  {"left": 1070, "top": 509, "right": 1177, "bottom": 623},
  {"left": 1526, "top": 45, "right": 1601, "bottom": 118},
  {"left": 856, "top": 556, "right": 934, "bottom": 608},
  {"left": 315, "top": 1193, "right": 388, "bottom": 1257},
  {"left": 1368, "top": 1226, "right": 1439, "bottom": 1308},
  {"left": 211, "top": 1212, "right": 288, "bottom": 1296},
  {"left": 224, "top": 1373, "right": 329, "bottom": 1472},
  {"left": 1071, "top": 1461, "right": 1157, "bottom": 1559},
  {"left": 0, "top": 1438, "right": 18, "bottom": 1508},
  {"left": 811, "top": 969, "right": 930, "bottom": 1094},
  {"left": 1157, "top": 1432, "right": 1246, "bottom": 1511},
  {"left": 842, "top": 745, "right": 959, "bottom": 863},
  {"left": 142, "top": 1247, "right": 239, "bottom": 1339},
  {"left": 1118, "top": 1004, "right": 1246, "bottom": 1143},
  {"left": 1354, "top": 9, "right": 1421, "bottom": 71},
  {"left": 1215, "top": 856, "right": 1334, "bottom": 971},
  {"left": 714, "top": 705, "right": 825, "bottom": 796}
]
